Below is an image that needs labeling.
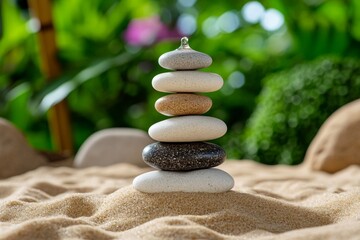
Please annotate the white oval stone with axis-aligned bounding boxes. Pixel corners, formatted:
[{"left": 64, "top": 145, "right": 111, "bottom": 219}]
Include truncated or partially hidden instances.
[
  {"left": 148, "top": 116, "right": 227, "bottom": 142},
  {"left": 152, "top": 71, "right": 223, "bottom": 93},
  {"left": 133, "top": 168, "right": 234, "bottom": 193},
  {"left": 159, "top": 49, "right": 212, "bottom": 70}
]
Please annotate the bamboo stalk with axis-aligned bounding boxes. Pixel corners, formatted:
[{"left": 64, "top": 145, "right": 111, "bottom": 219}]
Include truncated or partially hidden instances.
[{"left": 28, "top": 0, "right": 73, "bottom": 155}]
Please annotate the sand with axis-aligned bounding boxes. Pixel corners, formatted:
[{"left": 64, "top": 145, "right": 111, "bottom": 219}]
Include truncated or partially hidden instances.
[{"left": 1, "top": 160, "right": 360, "bottom": 239}]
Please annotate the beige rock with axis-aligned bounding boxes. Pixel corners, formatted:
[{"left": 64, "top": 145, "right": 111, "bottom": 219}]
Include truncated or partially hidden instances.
[
  {"left": 0, "top": 118, "right": 46, "bottom": 178},
  {"left": 155, "top": 93, "right": 212, "bottom": 116},
  {"left": 303, "top": 99, "right": 360, "bottom": 173},
  {"left": 152, "top": 71, "right": 223, "bottom": 93},
  {"left": 74, "top": 128, "right": 154, "bottom": 168}
]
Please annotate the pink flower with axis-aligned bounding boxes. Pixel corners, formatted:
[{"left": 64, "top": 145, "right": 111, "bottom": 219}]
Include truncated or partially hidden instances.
[{"left": 124, "top": 16, "right": 180, "bottom": 46}]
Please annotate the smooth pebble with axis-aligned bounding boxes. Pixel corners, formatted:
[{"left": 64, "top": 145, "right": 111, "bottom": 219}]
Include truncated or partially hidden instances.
[
  {"left": 155, "top": 93, "right": 212, "bottom": 116},
  {"left": 74, "top": 128, "right": 154, "bottom": 168},
  {"left": 159, "top": 48, "right": 212, "bottom": 70},
  {"left": 0, "top": 118, "right": 46, "bottom": 179},
  {"left": 152, "top": 71, "right": 223, "bottom": 93},
  {"left": 142, "top": 142, "right": 226, "bottom": 171},
  {"left": 133, "top": 168, "right": 234, "bottom": 193},
  {"left": 304, "top": 99, "right": 360, "bottom": 173},
  {"left": 148, "top": 116, "right": 227, "bottom": 142}
]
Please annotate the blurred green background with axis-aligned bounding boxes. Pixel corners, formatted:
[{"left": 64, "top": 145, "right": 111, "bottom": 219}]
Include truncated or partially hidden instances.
[{"left": 1, "top": 0, "right": 359, "bottom": 164}]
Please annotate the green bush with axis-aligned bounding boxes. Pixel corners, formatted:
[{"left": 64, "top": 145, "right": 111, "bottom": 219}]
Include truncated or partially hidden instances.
[{"left": 232, "top": 57, "right": 360, "bottom": 165}]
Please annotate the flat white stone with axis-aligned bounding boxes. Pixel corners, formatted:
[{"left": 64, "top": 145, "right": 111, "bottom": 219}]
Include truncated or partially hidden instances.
[
  {"left": 133, "top": 168, "right": 234, "bottom": 193},
  {"left": 148, "top": 116, "right": 227, "bottom": 142},
  {"left": 158, "top": 49, "right": 212, "bottom": 70},
  {"left": 152, "top": 71, "right": 223, "bottom": 93}
]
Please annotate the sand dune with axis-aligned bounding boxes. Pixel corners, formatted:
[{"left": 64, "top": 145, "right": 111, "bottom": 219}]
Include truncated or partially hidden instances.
[{"left": 1, "top": 160, "right": 360, "bottom": 239}]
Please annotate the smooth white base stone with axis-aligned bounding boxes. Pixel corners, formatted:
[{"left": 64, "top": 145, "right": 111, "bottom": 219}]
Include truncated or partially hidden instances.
[
  {"left": 152, "top": 71, "right": 223, "bottom": 93},
  {"left": 148, "top": 116, "right": 227, "bottom": 142},
  {"left": 133, "top": 168, "right": 234, "bottom": 193}
]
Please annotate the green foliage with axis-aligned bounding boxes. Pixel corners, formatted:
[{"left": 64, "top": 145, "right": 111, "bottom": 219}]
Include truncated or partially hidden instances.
[
  {"left": 276, "top": 0, "right": 360, "bottom": 58},
  {"left": 232, "top": 58, "right": 360, "bottom": 165},
  {"left": 1, "top": 0, "right": 360, "bottom": 157}
]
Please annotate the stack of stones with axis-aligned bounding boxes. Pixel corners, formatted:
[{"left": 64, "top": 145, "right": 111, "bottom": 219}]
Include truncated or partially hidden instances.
[{"left": 133, "top": 37, "right": 234, "bottom": 193}]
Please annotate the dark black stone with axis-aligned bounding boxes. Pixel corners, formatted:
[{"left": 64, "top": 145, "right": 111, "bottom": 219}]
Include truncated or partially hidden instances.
[{"left": 142, "top": 142, "right": 226, "bottom": 171}]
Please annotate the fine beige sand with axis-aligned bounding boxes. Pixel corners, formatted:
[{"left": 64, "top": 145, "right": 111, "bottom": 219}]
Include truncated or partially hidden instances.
[{"left": 1, "top": 160, "right": 360, "bottom": 240}]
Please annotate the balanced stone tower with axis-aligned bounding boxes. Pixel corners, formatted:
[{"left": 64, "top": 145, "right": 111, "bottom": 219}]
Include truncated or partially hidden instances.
[{"left": 133, "top": 37, "right": 234, "bottom": 193}]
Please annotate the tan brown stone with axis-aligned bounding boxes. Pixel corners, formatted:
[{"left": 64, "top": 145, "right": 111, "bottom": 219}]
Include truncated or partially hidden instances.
[
  {"left": 155, "top": 93, "right": 212, "bottom": 116},
  {"left": 303, "top": 99, "right": 360, "bottom": 173},
  {"left": 0, "top": 118, "right": 47, "bottom": 178}
]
